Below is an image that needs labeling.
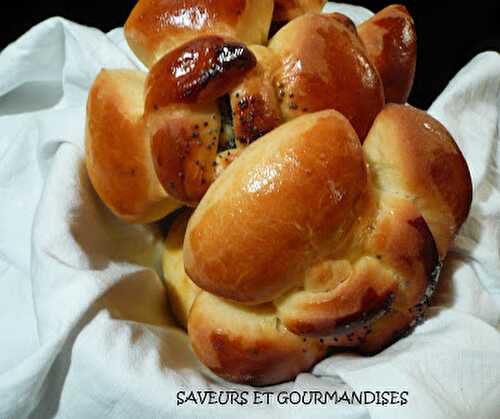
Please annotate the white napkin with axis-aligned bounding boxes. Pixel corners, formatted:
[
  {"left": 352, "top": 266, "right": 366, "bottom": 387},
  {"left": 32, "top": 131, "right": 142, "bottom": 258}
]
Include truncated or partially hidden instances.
[{"left": 0, "top": 3, "right": 499, "bottom": 418}]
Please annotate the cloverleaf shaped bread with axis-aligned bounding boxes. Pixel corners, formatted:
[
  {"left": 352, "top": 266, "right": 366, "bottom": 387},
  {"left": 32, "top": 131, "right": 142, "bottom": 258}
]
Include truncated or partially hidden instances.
[{"left": 84, "top": 1, "right": 472, "bottom": 385}]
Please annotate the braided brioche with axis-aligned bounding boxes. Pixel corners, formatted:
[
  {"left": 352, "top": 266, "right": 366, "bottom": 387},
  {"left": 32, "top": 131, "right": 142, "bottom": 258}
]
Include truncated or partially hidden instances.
[
  {"left": 273, "top": 0, "right": 326, "bottom": 23},
  {"left": 83, "top": 1, "right": 472, "bottom": 386},
  {"left": 165, "top": 105, "right": 471, "bottom": 385},
  {"left": 124, "top": 0, "right": 274, "bottom": 67},
  {"left": 267, "top": 12, "right": 384, "bottom": 140},
  {"left": 87, "top": 5, "right": 417, "bottom": 220}
]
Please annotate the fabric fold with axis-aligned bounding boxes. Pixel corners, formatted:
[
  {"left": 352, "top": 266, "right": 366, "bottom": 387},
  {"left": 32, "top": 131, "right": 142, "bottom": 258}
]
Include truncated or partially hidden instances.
[{"left": 0, "top": 5, "right": 498, "bottom": 419}]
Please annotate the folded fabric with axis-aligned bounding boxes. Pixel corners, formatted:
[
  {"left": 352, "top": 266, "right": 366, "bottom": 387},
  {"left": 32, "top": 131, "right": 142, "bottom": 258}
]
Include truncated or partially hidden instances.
[{"left": 0, "top": 3, "right": 499, "bottom": 419}]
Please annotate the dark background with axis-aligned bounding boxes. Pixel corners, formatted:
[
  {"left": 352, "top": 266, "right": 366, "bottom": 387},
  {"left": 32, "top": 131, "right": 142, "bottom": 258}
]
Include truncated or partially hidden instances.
[{"left": 1, "top": 1, "right": 499, "bottom": 109}]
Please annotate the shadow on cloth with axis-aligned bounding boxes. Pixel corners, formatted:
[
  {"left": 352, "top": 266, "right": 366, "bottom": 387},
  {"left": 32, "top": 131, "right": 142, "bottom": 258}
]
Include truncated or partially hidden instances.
[
  {"left": 69, "top": 160, "right": 165, "bottom": 272},
  {"left": 0, "top": 81, "right": 63, "bottom": 116},
  {"left": 28, "top": 160, "right": 203, "bottom": 417}
]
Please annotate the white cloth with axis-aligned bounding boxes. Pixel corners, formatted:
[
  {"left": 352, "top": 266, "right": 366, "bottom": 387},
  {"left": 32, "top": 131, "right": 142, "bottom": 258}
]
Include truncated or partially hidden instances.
[{"left": 0, "top": 3, "right": 499, "bottom": 418}]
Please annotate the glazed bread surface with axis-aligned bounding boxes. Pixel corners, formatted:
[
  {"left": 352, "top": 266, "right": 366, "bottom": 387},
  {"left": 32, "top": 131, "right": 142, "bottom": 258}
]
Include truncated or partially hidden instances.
[
  {"left": 184, "top": 110, "right": 368, "bottom": 305},
  {"left": 163, "top": 210, "right": 201, "bottom": 327},
  {"left": 362, "top": 104, "right": 473, "bottom": 259},
  {"left": 144, "top": 36, "right": 257, "bottom": 204},
  {"left": 86, "top": 1, "right": 472, "bottom": 386},
  {"left": 268, "top": 13, "right": 385, "bottom": 140},
  {"left": 89, "top": 5, "right": 420, "bottom": 219},
  {"left": 273, "top": 0, "right": 326, "bottom": 22},
  {"left": 125, "top": 0, "right": 274, "bottom": 67},
  {"left": 176, "top": 106, "right": 472, "bottom": 384},
  {"left": 85, "top": 69, "right": 181, "bottom": 223},
  {"left": 358, "top": 5, "right": 417, "bottom": 104},
  {"left": 86, "top": 37, "right": 258, "bottom": 218}
]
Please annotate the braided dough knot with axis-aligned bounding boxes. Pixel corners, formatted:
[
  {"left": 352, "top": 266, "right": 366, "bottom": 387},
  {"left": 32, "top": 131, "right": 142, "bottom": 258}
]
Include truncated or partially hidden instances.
[{"left": 169, "top": 106, "right": 471, "bottom": 385}]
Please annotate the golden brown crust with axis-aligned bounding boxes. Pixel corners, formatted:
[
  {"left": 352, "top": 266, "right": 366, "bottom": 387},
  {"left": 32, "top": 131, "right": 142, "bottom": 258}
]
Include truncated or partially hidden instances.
[
  {"left": 184, "top": 111, "right": 367, "bottom": 305},
  {"left": 357, "top": 309, "right": 414, "bottom": 354},
  {"left": 179, "top": 105, "right": 472, "bottom": 384},
  {"left": 269, "top": 13, "right": 385, "bottom": 140},
  {"left": 162, "top": 210, "right": 389, "bottom": 385},
  {"left": 363, "top": 104, "right": 473, "bottom": 258},
  {"left": 355, "top": 194, "right": 441, "bottom": 352},
  {"left": 118, "top": 5, "right": 419, "bottom": 209},
  {"left": 85, "top": 69, "right": 180, "bottom": 223},
  {"left": 274, "top": 187, "right": 440, "bottom": 340},
  {"left": 120, "top": 4, "right": 420, "bottom": 208},
  {"left": 229, "top": 46, "right": 282, "bottom": 146},
  {"left": 89, "top": 2, "right": 473, "bottom": 386},
  {"left": 125, "top": 0, "right": 274, "bottom": 67},
  {"left": 276, "top": 257, "right": 398, "bottom": 337},
  {"left": 163, "top": 210, "right": 201, "bottom": 327},
  {"left": 147, "top": 103, "right": 221, "bottom": 204},
  {"left": 358, "top": 5, "right": 417, "bottom": 104},
  {"left": 188, "top": 292, "right": 326, "bottom": 386},
  {"left": 145, "top": 36, "right": 257, "bottom": 111},
  {"left": 142, "top": 36, "right": 258, "bottom": 204},
  {"left": 273, "top": 0, "right": 326, "bottom": 23}
]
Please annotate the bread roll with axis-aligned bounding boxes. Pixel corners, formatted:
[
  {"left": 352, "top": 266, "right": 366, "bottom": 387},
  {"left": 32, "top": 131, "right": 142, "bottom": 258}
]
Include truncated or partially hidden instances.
[
  {"left": 358, "top": 5, "right": 417, "bottom": 104},
  {"left": 268, "top": 13, "right": 385, "bottom": 140},
  {"left": 85, "top": 69, "right": 181, "bottom": 223},
  {"left": 125, "top": 0, "right": 274, "bottom": 67},
  {"left": 163, "top": 210, "right": 200, "bottom": 327},
  {"left": 184, "top": 110, "right": 367, "bottom": 305},
  {"left": 86, "top": 0, "right": 471, "bottom": 386},
  {"left": 273, "top": 0, "right": 326, "bottom": 23},
  {"left": 229, "top": 45, "right": 283, "bottom": 146},
  {"left": 144, "top": 36, "right": 257, "bottom": 204},
  {"left": 86, "top": 37, "right": 258, "bottom": 217},
  {"left": 176, "top": 106, "right": 472, "bottom": 384},
  {"left": 89, "top": 6, "right": 419, "bottom": 219}
]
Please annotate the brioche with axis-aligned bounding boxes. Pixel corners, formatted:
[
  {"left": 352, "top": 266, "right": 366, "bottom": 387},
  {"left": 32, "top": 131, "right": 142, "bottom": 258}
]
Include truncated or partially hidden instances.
[
  {"left": 125, "top": 0, "right": 274, "bottom": 67},
  {"left": 145, "top": 36, "right": 257, "bottom": 204},
  {"left": 124, "top": 0, "right": 416, "bottom": 107},
  {"left": 273, "top": 0, "right": 326, "bottom": 23},
  {"left": 87, "top": 5, "right": 418, "bottom": 222},
  {"left": 124, "top": 0, "right": 328, "bottom": 68},
  {"left": 358, "top": 5, "right": 417, "bottom": 104},
  {"left": 163, "top": 210, "right": 200, "bottom": 328},
  {"left": 268, "top": 13, "right": 384, "bottom": 140},
  {"left": 229, "top": 45, "right": 283, "bottom": 146},
  {"left": 85, "top": 69, "right": 181, "bottom": 223},
  {"left": 86, "top": 36, "right": 257, "bottom": 214},
  {"left": 84, "top": 1, "right": 472, "bottom": 387},
  {"left": 163, "top": 105, "right": 472, "bottom": 385}
]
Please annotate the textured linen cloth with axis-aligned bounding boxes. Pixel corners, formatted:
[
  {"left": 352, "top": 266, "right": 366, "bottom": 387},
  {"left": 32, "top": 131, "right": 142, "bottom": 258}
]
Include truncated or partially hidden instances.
[{"left": 0, "top": 3, "right": 499, "bottom": 419}]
